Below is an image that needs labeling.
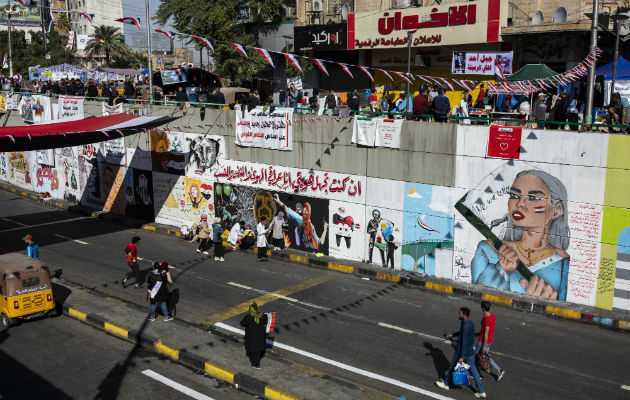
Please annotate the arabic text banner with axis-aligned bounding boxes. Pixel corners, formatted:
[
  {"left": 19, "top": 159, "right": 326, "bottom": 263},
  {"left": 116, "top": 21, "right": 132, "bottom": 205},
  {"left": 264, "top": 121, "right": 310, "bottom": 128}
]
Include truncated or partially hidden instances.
[
  {"left": 235, "top": 106, "right": 293, "bottom": 151},
  {"left": 452, "top": 51, "right": 513, "bottom": 75},
  {"left": 375, "top": 118, "right": 403, "bottom": 149},
  {"left": 352, "top": 117, "right": 377, "bottom": 146},
  {"left": 57, "top": 96, "right": 84, "bottom": 119},
  {"left": 213, "top": 159, "right": 366, "bottom": 204}
]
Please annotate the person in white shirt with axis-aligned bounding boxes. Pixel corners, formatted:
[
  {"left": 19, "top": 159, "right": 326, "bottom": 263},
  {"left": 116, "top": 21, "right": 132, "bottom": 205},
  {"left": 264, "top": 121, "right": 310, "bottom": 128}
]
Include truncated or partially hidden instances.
[
  {"left": 228, "top": 220, "right": 245, "bottom": 250},
  {"left": 459, "top": 92, "right": 471, "bottom": 125},
  {"left": 256, "top": 217, "right": 270, "bottom": 262}
]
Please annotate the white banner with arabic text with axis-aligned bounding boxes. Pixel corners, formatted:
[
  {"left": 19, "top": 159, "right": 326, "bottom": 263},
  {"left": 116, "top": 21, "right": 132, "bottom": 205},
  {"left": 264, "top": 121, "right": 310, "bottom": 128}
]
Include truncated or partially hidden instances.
[
  {"left": 375, "top": 118, "right": 402, "bottom": 149},
  {"left": 235, "top": 106, "right": 293, "bottom": 151},
  {"left": 352, "top": 117, "right": 377, "bottom": 146}
]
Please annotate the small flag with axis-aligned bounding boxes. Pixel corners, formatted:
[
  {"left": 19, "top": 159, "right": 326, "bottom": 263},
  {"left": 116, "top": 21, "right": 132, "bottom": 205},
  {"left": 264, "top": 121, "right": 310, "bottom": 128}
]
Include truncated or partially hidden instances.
[
  {"left": 8, "top": 135, "right": 15, "bottom": 143},
  {"left": 101, "top": 130, "right": 109, "bottom": 137},
  {"left": 391, "top": 71, "right": 411, "bottom": 84},
  {"left": 230, "top": 43, "right": 248, "bottom": 57},
  {"left": 255, "top": 48, "right": 275, "bottom": 68},
  {"left": 189, "top": 35, "right": 214, "bottom": 51},
  {"left": 265, "top": 312, "right": 276, "bottom": 333},
  {"left": 336, "top": 63, "right": 353, "bottom": 78},
  {"left": 377, "top": 69, "right": 393, "bottom": 81},
  {"left": 154, "top": 28, "right": 176, "bottom": 39},
  {"left": 284, "top": 53, "right": 302, "bottom": 72},
  {"left": 311, "top": 58, "right": 329, "bottom": 76},
  {"left": 437, "top": 77, "right": 454, "bottom": 91},
  {"left": 80, "top": 12, "right": 94, "bottom": 24},
  {"left": 116, "top": 17, "right": 141, "bottom": 31},
  {"left": 358, "top": 66, "right": 373, "bottom": 82}
]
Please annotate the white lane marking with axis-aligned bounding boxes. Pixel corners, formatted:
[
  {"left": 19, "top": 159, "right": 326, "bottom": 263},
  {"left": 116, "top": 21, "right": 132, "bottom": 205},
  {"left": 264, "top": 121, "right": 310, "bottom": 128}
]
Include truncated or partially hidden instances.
[
  {"left": 142, "top": 369, "right": 215, "bottom": 400},
  {"left": 620, "top": 385, "right": 630, "bottom": 391},
  {"left": 0, "top": 217, "right": 29, "bottom": 227},
  {"left": 53, "top": 234, "right": 89, "bottom": 245},
  {"left": 0, "top": 216, "right": 90, "bottom": 233},
  {"left": 214, "top": 322, "right": 454, "bottom": 400},
  {"left": 378, "top": 322, "right": 452, "bottom": 344},
  {"left": 227, "top": 281, "right": 327, "bottom": 310}
]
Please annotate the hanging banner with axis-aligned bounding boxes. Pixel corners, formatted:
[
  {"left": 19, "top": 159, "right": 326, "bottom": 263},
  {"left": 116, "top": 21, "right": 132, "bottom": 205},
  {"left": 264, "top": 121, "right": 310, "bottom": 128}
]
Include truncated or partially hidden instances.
[
  {"left": 57, "top": 96, "right": 84, "bottom": 119},
  {"left": 18, "top": 95, "right": 52, "bottom": 123},
  {"left": 486, "top": 125, "right": 522, "bottom": 159},
  {"left": 66, "top": 30, "right": 75, "bottom": 49},
  {"left": 375, "top": 118, "right": 403, "bottom": 149},
  {"left": 102, "top": 102, "right": 123, "bottom": 116},
  {"left": 235, "top": 107, "right": 293, "bottom": 151},
  {"left": 352, "top": 117, "right": 377, "bottom": 146},
  {"left": 452, "top": 51, "right": 513, "bottom": 75}
]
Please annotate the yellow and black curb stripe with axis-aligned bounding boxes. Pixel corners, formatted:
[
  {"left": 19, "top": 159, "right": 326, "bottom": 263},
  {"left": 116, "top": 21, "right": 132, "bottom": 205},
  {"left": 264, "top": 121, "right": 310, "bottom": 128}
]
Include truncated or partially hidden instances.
[
  {"left": 5, "top": 182, "right": 628, "bottom": 334},
  {"left": 61, "top": 304, "right": 304, "bottom": 399}
]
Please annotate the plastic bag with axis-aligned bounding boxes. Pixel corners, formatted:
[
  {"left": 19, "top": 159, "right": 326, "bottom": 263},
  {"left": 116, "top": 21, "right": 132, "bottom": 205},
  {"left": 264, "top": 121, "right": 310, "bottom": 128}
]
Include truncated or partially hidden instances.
[{"left": 452, "top": 363, "right": 470, "bottom": 386}]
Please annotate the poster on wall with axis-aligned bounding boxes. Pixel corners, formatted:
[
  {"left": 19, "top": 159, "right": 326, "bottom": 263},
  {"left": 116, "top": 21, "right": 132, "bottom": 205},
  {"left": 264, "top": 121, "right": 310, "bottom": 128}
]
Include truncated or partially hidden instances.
[
  {"left": 57, "top": 96, "right": 84, "bottom": 119},
  {"left": 451, "top": 51, "right": 513, "bottom": 75},
  {"left": 352, "top": 117, "right": 377, "bottom": 146},
  {"left": 0, "top": 153, "right": 9, "bottom": 181},
  {"left": 100, "top": 163, "right": 127, "bottom": 214},
  {"left": 103, "top": 138, "right": 126, "bottom": 165},
  {"left": 401, "top": 183, "right": 457, "bottom": 277},
  {"left": 151, "top": 130, "right": 187, "bottom": 175},
  {"left": 153, "top": 172, "right": 214, "bottom": 227},
  {"left": 185, "top": 133, "right": 225, "bottom": 179},
  {"left": 364, "top": 205, "right": 403, "bottom": 269},
  {"left": 328, "top": 200, "right": 365, "bottom": 261},
  {"left": 8, "top": 152, "right": 33, "bottom": 190},
  {"left": 54, "top": 147, "right": 82, "bottom": 202},
  {"left": 453, "top": 158, "right": 606, "bottom": 304},
  {"left": 102, "top": 102, "right": 123, "bottom": 116},
  {"left": 214, "top": 183, "right": 330, "bottom": 255},
  {"left": 18, "top": 95, "right": 52, "bottom": 123},
  {"left": 79, "top": 156, "right": 102, "bottom": 209},
  {"left": 0, "top": 94, "right": 18, "bottom": 111},
  {"left": 375, "top": 118, "right": 403, "bottom": 149},
  {"left": 132, "top": 168, "right": 155, "bottom": 221},
  {"left": 235, "top": 107, "right": 293, "bottom": 151},
  {"left": 486, "top": 125, "right": 522, "bottom": 159},
  {"left": 32, "top": 161, "right": 61, "bottom": 198}
]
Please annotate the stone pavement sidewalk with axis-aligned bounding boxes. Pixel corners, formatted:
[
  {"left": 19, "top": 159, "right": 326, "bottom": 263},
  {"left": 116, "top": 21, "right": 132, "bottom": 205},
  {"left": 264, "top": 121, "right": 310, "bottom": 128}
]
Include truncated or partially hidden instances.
[{"left": 51, "top": 279, "right": 401, "bottom": 400}]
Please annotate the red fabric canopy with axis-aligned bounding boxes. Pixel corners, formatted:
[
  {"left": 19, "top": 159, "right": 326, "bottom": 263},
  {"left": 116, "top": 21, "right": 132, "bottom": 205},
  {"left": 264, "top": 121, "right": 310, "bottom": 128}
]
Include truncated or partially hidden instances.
[{"left": 0, "top": 114, "right": 143, "bottom": 138}]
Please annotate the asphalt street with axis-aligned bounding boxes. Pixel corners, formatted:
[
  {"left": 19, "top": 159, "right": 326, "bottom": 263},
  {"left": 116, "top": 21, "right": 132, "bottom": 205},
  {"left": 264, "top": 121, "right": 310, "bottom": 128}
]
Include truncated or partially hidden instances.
[
  {"left": 0, "top": 190, "right": 628, "bottom": 400},
  {"left": 0, "top": 314, "right": 253, "bottom": 400}
]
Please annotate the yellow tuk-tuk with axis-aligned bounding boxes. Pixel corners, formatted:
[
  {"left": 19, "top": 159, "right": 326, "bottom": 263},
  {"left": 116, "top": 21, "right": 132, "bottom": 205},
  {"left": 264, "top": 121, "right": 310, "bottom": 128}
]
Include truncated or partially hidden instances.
[{"left": 0, "top": 253, "right": 56, "bottom": 329}]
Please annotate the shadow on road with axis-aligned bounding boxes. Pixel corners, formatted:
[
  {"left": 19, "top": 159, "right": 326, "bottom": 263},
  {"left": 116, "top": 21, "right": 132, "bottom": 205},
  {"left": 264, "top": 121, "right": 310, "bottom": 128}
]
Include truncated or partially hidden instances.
[{"left": 424, "top": 341, "right": 450, "bottom": 379}]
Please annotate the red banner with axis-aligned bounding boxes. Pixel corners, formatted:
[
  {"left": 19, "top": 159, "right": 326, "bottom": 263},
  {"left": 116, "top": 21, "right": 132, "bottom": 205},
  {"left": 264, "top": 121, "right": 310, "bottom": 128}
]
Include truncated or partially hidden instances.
[{"left": 487, "top": 125, "right": 522, "bottom": 159}]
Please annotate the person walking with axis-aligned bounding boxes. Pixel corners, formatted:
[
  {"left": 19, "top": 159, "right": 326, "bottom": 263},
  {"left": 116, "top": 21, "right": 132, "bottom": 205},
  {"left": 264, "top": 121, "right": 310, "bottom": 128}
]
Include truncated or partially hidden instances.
[
  {"left": 123, "top": 236, "right": 141, "bottom": 288},
  {"left": 240, "top": 302, "right": 268, "bottom": 369},
  {"left": 270, "top": 212, "right": 287, "bottom": 251},
  {"left": 212, "top": 218, "right": 224, "bottom": 262},
  {"left": 196, "top": 214, "right": 211, "bottom": 255},
  {"left": 256, "top": 217, "right": 270, "bottom": 262},
  {"left": 431, "top": 87, "right": 451, "bottom": 123},
  {"left": 147, "top": 262, "right": 173, "bottom": 322},
  {"left": 476, "top": 301, "right": 505, "bottom": 381},
  {"left": 23, "top": 234, "right": 39, "bottom": 260},
  {"left": 227, "top": 220, "right": 245, "bottom": 250},
  {"left": 435, "top": 307, "right": 487, "bottom": 398}
]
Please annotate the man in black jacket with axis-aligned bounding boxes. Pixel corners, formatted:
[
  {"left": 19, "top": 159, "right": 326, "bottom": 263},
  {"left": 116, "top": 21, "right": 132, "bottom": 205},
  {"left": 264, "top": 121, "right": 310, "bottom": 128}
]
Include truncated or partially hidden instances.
[
  {"left": 348, "top": 89, "right": 360, "bottom": 111},
  {"left": 86, "top": 79, "right": 98, "bottom": 98},
  {"left": 436, "top": 307, "right": 486, "bottom": 397}
]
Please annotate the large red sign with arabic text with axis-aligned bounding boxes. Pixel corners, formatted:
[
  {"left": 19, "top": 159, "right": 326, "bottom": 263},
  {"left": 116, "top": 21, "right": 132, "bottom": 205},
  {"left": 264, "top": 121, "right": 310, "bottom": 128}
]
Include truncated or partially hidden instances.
[{"left": 487, "top": 125, "right": 522, "bottom": 159}]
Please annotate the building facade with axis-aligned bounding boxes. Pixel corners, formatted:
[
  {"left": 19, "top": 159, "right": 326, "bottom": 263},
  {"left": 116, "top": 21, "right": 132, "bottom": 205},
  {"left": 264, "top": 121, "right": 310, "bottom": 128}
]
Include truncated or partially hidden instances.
[{"left": 67, "top": 0, "right": 123, "bottom": 36}]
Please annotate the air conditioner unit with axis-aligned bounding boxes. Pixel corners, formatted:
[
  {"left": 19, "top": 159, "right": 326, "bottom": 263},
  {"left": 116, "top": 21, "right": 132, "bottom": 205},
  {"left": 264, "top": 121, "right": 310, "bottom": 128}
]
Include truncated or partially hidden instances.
[
  {"left": 397, "top": 0, "right": 410, "bottom": 8},
  {"left": 312, "top": 0, "right": 323, "bottom": 12}
]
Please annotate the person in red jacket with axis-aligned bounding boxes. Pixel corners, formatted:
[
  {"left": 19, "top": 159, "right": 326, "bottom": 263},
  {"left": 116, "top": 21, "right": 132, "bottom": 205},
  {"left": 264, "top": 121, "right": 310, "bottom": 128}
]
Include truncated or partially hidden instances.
[{"left": 412, "top": 87, "right": 432, "bottom": 120}]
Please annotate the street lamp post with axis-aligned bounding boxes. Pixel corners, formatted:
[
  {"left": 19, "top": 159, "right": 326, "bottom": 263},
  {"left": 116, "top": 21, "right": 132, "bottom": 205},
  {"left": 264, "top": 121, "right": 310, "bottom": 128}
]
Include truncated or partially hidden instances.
[
  {"left": 585, "top": 0, "right": 599, "bottom": 129},
  {"left": 145, "top": 0, "right": 153, "bottom": 102},
  {"left": 610, "top": 14, "right": 628, "bottom": 97},
  {"left": 7, "top": 0, "right": 13, "bottom": 78},
  {"left": 405, "top": 30, "right": 416, "bottom": 111}
]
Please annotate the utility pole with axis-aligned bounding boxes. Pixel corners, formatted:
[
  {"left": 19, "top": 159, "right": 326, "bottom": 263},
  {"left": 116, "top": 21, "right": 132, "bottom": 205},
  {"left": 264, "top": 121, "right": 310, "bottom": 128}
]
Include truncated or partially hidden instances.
[
  {"left": 7, "top": 0, "right": 13, "bottom": 77},
  {"left": 145, "top": 0, "right": 153, "bottom": 102},
  {"left": 405, "top": 30, "right": 416, "bottom": 112},
  {"left": 585, "top": 0, "right": 599, "bottom": 129},
  {"left": 610, "top": 13, "right": 628, "bottom": 99},
  {"left": 39, "top": 0, "right": 48, "bottom": 67}
]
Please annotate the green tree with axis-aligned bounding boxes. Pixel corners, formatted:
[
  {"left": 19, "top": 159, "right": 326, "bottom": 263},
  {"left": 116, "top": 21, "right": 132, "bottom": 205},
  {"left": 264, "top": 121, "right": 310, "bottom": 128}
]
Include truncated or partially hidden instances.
[
  {"left": 84, "top": 25, "right": 129, "bottom": 66},
  {"left": 56, "top": 13, "right": 70, "bottom": 33},
  {"left": 0, "top": 30, "right": 77, "bottom": 76},
  {"left": 155, "top": 0, "right": 286, "bottom": 84}
]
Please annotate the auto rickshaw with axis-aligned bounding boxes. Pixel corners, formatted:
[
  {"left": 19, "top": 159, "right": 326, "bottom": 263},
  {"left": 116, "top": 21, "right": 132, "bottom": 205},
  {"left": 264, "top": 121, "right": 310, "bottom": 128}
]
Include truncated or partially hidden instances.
[{"left": 0, "top": 253, "right": 56, "bottom": 330}]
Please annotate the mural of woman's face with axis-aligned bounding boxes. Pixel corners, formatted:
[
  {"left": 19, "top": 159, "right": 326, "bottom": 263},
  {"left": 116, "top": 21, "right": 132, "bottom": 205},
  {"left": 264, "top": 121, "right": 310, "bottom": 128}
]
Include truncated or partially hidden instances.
[{"left": 508, "top": 174, "right": 563, "bottom": 230}]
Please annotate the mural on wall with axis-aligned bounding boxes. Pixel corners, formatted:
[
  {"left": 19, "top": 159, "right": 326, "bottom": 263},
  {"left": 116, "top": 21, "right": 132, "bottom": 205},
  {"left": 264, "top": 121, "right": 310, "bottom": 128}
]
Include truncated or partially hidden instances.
[
  {"left": 36, "top": 149, "right": 55, "bottom": 166},
  {"left": 365, "top": 207, "right": 402, "bottom": 269},
  {"left": 0, "top": 153, "right": 8, "bottom": 181},
  {"left": 103, "top": 137, "right": 126, "bottom": 165},
  {"left": 328, "top": 200, "right": 365, "bottom": 261},
  {"left": 613, "top": 227, "right": 630, "bottom": 311},
  {"left": 100, "top": 163, "right": 127, "bottom": 214},
  {"left": 455, "top": 163, "right": 573, "bottom": 301},
  {"left": 33, "top": 161, "right": 60, "bottom": 198},
  {"left": 132, "top": 168, "right": 155, "bottom": 221},
  {"left": 79, "top": 155, "right": 101, "bottom": 209},
  {"left": 8, "top": 152, "right": 33, "bottom": 190},
  {"left": 54, "top": 147, "right": 82, "bottom": 202},
  {"left": 214, "top": 183, "right": 329, "bottom": 254},
  {"left": 185, "top": 133, "right": 225, "bottom": 180},
  {"left": 153, "top": 172, "right": 214, "bottom": 227},
  {"left": 150, "top": 130, "right": 186, "bottom": 175},
  {"left": 125, "top": 132, "right": 152, "bottom": 170},
  {"left": 402, "top": 183, "right": 455, "bottom": 277}
]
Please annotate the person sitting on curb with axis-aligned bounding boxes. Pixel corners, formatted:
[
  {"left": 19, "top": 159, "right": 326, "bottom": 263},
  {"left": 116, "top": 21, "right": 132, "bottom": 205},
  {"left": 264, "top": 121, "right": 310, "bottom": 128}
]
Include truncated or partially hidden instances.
[{"left": 23, "top": 234, "right": 39, "bottom": 260}]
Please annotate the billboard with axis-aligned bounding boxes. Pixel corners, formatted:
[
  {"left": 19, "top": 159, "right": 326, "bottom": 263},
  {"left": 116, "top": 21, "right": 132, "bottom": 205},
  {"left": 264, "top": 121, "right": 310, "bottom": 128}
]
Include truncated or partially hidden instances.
[{"left": 0, "top": 1, "right": 41, "bottom": 27}]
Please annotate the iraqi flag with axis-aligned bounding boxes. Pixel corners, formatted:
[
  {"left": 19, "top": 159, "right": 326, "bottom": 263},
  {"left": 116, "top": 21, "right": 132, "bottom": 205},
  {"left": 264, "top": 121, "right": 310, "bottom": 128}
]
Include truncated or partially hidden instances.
[
  {"left": 265, "top": 312, "right": 276, "bottom": 333},
  {"left": 154, "top": 28, "right": 176, "bottom": 39},
  {"left": 336, "top": 62, "right": 353, "bottom": 78},
  {"left": 392, "top": 71, "right": 411, "bottom": 84},
  {"left": 377, "top": 69, "right": 393, "bottom": 81},
  {"left": 116, "top": 17, "right": 141, "bottom": 30},
  {"left": 358, "top": 66, "right": 374, "bottom": 82},
  {"left": 284, "top": 53, "right": 302, "bottom": 72},
  {"left": 311, "top": 58, "right": 329, "bottom": 76},
  {"left": 80, "top": 12, "right": 94, "bottom": 24},
  {"left": 230, "top": 43, "right": 248, "bottom": 57},
  {"left": 189, "top": 35, "right": 214, "bottom": 51},
  {"left": 255, "top": 48, "right": 274, "bottom": 68}
]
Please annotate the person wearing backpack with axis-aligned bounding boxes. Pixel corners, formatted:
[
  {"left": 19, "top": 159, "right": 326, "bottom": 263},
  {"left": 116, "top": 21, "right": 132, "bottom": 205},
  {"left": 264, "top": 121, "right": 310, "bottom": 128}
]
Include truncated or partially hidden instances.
[
  {"left": 123, "top": 236, "right": 142, "bottom": 288},
  {"left": 212, "top": 218, "right": 225, "bottom": 261},
  {"left": 431, "top": 87, "right": 451, "bottom": 123}
]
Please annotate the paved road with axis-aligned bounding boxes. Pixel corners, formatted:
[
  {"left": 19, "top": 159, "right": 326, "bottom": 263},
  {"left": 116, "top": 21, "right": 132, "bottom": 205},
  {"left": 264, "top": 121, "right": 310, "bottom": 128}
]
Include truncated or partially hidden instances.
[
  {"left": 0, "top": 314, "right": 253, "bottom": 400},
  {"left": 0, "top": 190, "right": 629, "bottom": 399}
]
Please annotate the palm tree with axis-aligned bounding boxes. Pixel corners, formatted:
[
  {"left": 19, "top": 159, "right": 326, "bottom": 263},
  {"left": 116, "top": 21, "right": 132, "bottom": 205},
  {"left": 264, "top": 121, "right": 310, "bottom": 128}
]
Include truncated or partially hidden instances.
[{"left": 85, "top": 25, "right": 129, "bottom": 66}]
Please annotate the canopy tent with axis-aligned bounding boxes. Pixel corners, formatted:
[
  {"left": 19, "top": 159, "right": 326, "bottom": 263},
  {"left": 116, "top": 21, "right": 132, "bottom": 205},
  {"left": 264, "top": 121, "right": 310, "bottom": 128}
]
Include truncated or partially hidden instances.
[
  {"left": 595, "top": 57, "right": 630, "bottom": 80},
  {"left": 140, "top": 68, "right": 156, "bottom": 75},
  {"left": 506, "top": 64, "right": 558, "bottom": 82},
  {"left": 0, "top": 114, "right": 175, "bottom": 152}
]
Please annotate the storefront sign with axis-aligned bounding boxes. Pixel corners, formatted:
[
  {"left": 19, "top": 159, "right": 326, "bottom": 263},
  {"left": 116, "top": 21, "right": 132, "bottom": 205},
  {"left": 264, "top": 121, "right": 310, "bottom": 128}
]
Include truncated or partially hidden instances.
[
  {"left": 452, "top": 51, "right": 513, "bottom": 75},
  {"left": 295, "top": 23, "right": 346, "bottom": 51},
  {"left": 348, "top": 0, "right": 507, "bottom": 50}
]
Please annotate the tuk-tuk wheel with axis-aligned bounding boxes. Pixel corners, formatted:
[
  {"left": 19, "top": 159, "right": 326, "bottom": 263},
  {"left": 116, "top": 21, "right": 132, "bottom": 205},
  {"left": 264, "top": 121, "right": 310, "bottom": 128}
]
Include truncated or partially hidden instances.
[
  {"left": 48, "top": 307, "right": 59, "bottom": 318},
  {"left": 1, "top": 313, "right": 15, "bottom": 330}
]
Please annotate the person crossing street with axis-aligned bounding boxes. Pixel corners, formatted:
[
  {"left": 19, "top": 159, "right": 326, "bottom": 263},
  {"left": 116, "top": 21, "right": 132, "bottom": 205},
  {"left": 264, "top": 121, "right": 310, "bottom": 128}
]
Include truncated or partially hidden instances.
[
  {"left": 122, "top": 236, "right": 142, "bottom": 289},
  {"left": 476, "top": 301, "right": 505, "bottom": 381}
]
